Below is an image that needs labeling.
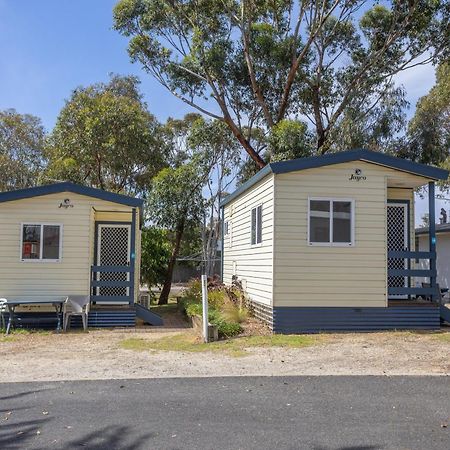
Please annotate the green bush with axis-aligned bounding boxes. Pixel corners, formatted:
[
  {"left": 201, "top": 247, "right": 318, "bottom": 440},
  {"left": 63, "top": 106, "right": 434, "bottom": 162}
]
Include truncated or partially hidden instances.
[
  {"left": 220, "top": 301, "right": 248, "bottom": 324},
  {"left": 207, "top": 289, "right": 228, "bottom": 309},
  {"left": 179, "top": 277, "right": 245, "bottom": 339},
  {"left": 185, "top": 278, "right": 202, "bottom": 299},
  {"left": 185, "top": 302, "right": 203, "bottom": 317},
  {"left": 210, "top": 317, "right": 243, "bottom": 338}
]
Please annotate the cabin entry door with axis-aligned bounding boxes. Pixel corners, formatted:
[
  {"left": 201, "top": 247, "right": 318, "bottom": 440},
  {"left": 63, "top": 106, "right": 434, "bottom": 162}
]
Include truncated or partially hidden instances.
[
  {"left": 96, "top": 224, "right": 131, "bottom": 299},
  {"left": 387, "top": 203, "right": 409, "bottom": 298}
]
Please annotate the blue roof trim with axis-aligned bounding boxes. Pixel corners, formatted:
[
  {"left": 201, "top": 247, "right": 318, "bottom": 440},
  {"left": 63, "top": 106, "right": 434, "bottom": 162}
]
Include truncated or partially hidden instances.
[
  {"left": 0, "top": 182, "right": 144, "bottom": 208},
  {"left": 270, "top": 149, "right": 449, "bottom": 180},
  {"left": 219, "top": 164, "right": 273, "bottom": 207},
  {"left": 220, "top": 149, "right": 449, "bottom": 207}
]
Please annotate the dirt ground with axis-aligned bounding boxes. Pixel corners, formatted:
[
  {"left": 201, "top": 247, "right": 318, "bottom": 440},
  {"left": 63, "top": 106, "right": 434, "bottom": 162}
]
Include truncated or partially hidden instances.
[{"left": 1, "top": 327, "right": 449, "bottom": 382}]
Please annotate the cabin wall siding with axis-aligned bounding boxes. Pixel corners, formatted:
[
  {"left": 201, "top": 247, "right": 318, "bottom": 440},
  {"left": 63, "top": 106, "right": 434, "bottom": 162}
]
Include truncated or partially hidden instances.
[
  {"left": 0, "top": 192, "right": 138, "bottom": 304},
  {"left": 223, "top": 174, "right": 274, "bottom": 306},
  {"left": 273, "top": 162, "right": 423, "bottom": 308}
]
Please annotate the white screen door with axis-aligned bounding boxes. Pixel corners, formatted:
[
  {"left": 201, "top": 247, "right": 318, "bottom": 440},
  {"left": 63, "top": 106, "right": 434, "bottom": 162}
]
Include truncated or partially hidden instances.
[
  {"left": 387, "top": 203, "right": 408, "bottom": 298},
  {"left": 97, "top": 224, "right": 131, "bottom": 299}
]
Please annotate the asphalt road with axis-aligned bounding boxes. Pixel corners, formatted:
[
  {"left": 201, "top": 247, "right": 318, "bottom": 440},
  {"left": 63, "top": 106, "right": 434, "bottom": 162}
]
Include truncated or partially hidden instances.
[{"left": 0, "top": 376, "right": 449, "bottom": 450}]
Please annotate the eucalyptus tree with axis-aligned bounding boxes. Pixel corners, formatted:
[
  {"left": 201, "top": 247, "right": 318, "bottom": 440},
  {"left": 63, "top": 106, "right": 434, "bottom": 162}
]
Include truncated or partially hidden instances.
[
  {"left": 147, "top": 159, "right": 208, "bottom": 304},
  {"left": 188, "top": 117, "right": 241, "bottom": 275},
  {"left": 45, "top": 74, "right": 166, "bottom": 194},
  {"left": 404, "top": 62, "right": 450, "bottom": 188},
  {"left": 407, "top": 63, "right": 449, "bottom": 166},
  {"left": 0, "top": 109, "right": 46, "bottom": 191},
  {"left": 114, "top": 0, "right": 449, "bottom": 168}
]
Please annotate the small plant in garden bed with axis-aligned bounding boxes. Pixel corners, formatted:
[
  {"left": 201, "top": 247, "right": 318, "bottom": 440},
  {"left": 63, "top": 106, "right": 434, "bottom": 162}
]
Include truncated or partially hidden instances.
[{"left": 179, "top": 277, "right": 249, "bottom": 339}]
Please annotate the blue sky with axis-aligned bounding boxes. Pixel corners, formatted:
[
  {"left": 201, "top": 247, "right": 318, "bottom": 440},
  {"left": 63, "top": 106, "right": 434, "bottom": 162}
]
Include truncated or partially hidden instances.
[
  {"left": 0, "top": 0, "right": 438, "bottom": 130},
  {"left": 0, "top": 0, "right": 447, "bottom": 222},
  {"left": 0, "top": 0, "right": 194, "bottom": 129}
]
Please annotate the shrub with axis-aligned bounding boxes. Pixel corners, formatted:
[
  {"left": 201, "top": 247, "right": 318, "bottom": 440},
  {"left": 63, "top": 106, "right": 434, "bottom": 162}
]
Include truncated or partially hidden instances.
[
  {"left": 182, "top": 278, "right": 202, "bottom": 301},
  {"left": 179, "top": 277, "right": 247, "bottom": 339},
  {"left": 210, "top": 317, "right": 243, "bottom": 338},
  {"left": 185, "top": 302, "right": 203, "bottom": 317},
  {"left": 220, "top": 301, "right": 248, "bottom": 324},
  {"left": 207, "top": 289, "right": 228, "bottom": 309}
]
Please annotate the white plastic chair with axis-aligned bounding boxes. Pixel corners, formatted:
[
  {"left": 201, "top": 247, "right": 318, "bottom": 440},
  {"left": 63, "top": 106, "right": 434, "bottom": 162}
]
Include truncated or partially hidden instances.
[
  {"left": 0, "top": 298, "right": 7, "bottom": 330},
  {"left": 63, "top": 295, "right": 90, "bottom": 331}
]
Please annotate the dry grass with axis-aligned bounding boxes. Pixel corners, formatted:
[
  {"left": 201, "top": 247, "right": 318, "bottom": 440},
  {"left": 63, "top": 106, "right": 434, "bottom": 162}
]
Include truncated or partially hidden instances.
[
  {"left": 119, "top": 332, "right": 324, "bottom": 357},
  {"left": 433, "top": 332, "right": 450, "bottom": 343}
]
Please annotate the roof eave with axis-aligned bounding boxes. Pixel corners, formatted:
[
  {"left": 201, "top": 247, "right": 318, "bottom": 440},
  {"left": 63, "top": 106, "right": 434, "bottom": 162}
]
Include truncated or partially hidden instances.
[
  {"left": 271, "top": 149, "right": 449, "bottom": 181},
  {"left": 0, "top": 182, "right": 144, "bottom": 208},
  {"left": 219, "top": 164, "right": 273, "bottom": 208}
]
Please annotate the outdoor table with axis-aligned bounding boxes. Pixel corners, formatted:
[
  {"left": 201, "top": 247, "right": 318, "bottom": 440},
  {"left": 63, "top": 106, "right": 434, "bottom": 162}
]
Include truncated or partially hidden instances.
[{"left": 4, "top": 299, "right": 66, "bottom": 335}]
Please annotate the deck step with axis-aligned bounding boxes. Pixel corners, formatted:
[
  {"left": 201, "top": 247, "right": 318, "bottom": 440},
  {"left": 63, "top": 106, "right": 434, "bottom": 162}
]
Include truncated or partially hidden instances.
[{"left": 135, "top": 303, "right": 163, "bottom": 326}]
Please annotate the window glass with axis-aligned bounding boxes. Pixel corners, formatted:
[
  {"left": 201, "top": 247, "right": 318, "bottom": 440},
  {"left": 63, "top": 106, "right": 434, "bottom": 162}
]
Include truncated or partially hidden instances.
[
  {"left": 251, "top": 208, "right": 257, "bottom": 244},
  {"left": 43, "top": 225, "right": 60, "bottom": 259},
  {"left": 310, "top": 200, "right": 330, "bottom": 243},
  {"left": 21, "top": 224, "right": 61, "bottom": 260},
  {"left": 256, "top": 205, "right": 262, "bottom": 244},
  {"left": 22, "top": 225, "right": 41, "bottom": 259},
  {"left": 333, "top": 201, "right": 352, "bottom": 243},
  {"left": 251, "top": 205, "right": 263, "bottom": 245}
]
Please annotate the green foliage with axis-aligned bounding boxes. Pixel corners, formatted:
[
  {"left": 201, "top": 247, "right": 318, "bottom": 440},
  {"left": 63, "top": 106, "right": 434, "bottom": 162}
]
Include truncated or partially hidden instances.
[
  {"left": 328, "top": 84, "right": 409, "bottom": 153},
  {"left": 45, "top": 74, "right": 165, "bottom": 193},
  {"left": 209, "top": 317, "right": 243, "bottom": 338},
  {"left": 140, "top": 227, "right": 171, "bottom": 287},
  {"left": 185, "top": 302, "right": 202, "bottom": 317},
  {"left": 405, "top": 62, "right": 449, "bottom": 186},
  {"left": 0, "top": 109, "right": 46, "bottom": 191},
  {"left": 114, "top": 0, "right": 449, "bottom": 164},
  {"left": 180, "top": 278, "right": 247, "bottom": 339},
  {"left": 147, "top": 161, "right": 207, "bottom": 231},
  {"left": 268, "top": 120, "right": 313, "bottom": 162},
  {"left": 220, "top": 301, "right": 248, "bottom": 324}
]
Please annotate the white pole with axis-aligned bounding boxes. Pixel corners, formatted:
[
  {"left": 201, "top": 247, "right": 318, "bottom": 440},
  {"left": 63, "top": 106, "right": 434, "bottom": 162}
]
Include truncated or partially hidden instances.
[{"left": 201, "top": 274, "right": 209, "bottom": 343}]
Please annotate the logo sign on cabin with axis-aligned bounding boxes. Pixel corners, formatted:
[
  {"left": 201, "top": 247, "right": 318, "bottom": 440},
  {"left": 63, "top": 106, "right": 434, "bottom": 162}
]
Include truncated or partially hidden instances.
[
  {"left": 349, "top": 168, "right": 366, "bottom": 182},
  {"left": 59, "top": 198, "right": 74, "bottom": 209}
]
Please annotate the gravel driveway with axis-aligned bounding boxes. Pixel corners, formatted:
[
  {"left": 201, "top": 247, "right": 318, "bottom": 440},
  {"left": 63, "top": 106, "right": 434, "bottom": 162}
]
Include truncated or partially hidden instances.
[{"left": 1, "top": 329, "right": 449, "bottom": 382}]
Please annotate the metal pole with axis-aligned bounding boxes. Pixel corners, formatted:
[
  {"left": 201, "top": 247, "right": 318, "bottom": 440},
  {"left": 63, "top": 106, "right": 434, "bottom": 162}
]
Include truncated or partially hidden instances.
[
  {"left": 201, "top": 274, "right": 209, "bottom": 343},
  {"left": 428, "top": 182, "right": 437, "bottom": 301}
]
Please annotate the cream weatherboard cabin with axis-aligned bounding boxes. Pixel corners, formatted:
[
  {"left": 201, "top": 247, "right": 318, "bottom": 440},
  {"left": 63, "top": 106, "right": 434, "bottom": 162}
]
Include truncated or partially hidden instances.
[
  {"left": 220, "top": 149, "right": 449, "bottom": 333},
  {"left": 0, "top": 182, "right": 161, "bottom": 328}
]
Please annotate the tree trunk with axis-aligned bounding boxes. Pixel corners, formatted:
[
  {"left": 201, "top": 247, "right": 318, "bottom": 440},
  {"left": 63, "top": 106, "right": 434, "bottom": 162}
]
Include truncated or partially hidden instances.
[
  {"left": 223, "top": 116, "right": 266, "bottom": 168},
  {"left": 158, "top": 222, "right": 185, "bottom": 305}
]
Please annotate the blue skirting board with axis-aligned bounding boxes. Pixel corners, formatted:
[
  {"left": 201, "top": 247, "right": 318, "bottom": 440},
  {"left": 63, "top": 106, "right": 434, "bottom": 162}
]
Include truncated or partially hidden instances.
[
  {"left": 2, "top": 309, "right": 137, "bottom": 329},
  {"left": 273, "top": 306, "right": 441, "bottom": 333}
]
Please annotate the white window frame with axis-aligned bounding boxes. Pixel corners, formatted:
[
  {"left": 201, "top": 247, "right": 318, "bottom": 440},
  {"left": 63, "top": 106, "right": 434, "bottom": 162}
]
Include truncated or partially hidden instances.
[
  {"left": 250, "top": 204, "right": 263, "bottom": 246},
  {"left": 20, "top": 223, "right": 63, "bottom": 262},
  {"left": 224, "top": 220, "right": 232, "bottom": 249},
  {"left": 308, "top": 198, "right": 355, "bottom": 247}
]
